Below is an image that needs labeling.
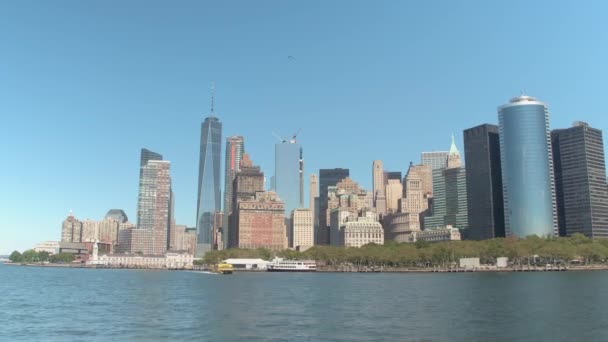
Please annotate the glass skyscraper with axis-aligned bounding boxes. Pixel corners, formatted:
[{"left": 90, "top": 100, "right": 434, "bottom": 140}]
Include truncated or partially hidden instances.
[
  {"left": 223, "top": 136, "right": 244, "bottom": 248},
  {"left": 421, "top": 151, "right": 449, "bottom": 170},
  {"left": 274, "top": 141, "right": 302, "bottom": 216},
  {"left": 498, "top": 95, "right": 557, "bottom": 237},
  {"left": 196, "top": 115, "right": 222, "bottom": 254}
]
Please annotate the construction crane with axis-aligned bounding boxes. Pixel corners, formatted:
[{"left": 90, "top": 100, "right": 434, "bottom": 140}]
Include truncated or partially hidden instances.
[{"left": 290, "top": 128, "right": 302, "bottom": 143}]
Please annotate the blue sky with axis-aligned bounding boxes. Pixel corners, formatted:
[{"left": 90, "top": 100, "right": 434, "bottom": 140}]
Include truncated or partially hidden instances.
[{"left": 1, "top": 1, "right": 607, "bottom": 254}]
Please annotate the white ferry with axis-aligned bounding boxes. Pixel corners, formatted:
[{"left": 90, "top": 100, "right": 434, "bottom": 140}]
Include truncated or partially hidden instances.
[{"left": 267, "top": 257, "right": 317, "bottom": 272}]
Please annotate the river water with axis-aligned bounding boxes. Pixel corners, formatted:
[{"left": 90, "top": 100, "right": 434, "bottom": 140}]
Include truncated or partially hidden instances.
[{"left": 1, "top": 264, "right": 607, "bottom": 341}]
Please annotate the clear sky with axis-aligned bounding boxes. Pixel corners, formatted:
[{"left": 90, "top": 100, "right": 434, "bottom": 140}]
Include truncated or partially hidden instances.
[{"left": 1, "top": 1, "right": 607, "bottom": 254}]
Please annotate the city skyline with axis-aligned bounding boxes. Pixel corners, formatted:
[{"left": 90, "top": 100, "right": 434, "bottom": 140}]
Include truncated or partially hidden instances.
[{"left": 3, "top": 1, "right": 608, "bottom": 254}]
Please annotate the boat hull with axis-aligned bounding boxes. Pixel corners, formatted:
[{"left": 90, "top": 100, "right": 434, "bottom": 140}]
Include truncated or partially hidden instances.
[{"left": 267, "top": 268, "right": 316, "bottom": 272}]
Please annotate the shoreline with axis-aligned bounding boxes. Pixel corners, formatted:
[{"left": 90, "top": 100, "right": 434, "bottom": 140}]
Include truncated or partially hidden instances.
[{"left": 5, "top": 262, "right": 608, "bottom": 273}]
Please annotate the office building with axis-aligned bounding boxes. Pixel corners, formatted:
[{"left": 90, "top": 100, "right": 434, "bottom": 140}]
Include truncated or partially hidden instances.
[
  {"left": 447, "top": 134, "right": 462, "bottom": 169},
  {"left": 292, "top": 208, "right": 314, "bottom": 251},
  {"left": 196, "top": 107, "right": 222, "bottom": 254},
  {"left": 552, "top": 122, "right": 608, "bottom": 238},
  {"left": 410, "top": 226, "right": 461, "bottom": 243},
  {"left": 423, "top": 166, "right": 468, "bottom": 231},
  {"left": 236, "top": 191, "right": 287, "bottom": 251},
  {"left": 372, "top": 160, "right": 385, "bottom": 207},
  {"left": 343, "top": 214, "right": 384, "bottom": 248},
  {"left": 223, "top": 135, "right": 244, "bottom": 247},
  {"left": 138, "top": 158, "right": 172, "bottom": 254},
  {"left": 317, "top": 168, "right": 349, "bottom": 244},
  {"left": 498, "top": 95, "right": 557, "bottom": 237},
  {"left": 383, "top": 212, "right": 420, "bottom": 242},
  {"left": 401, "top": 163, "right": 431, "bottom": 215},
  {"left": 385, "top": 179, "right": 403, "bottom": 214},
  {"left": 105, "top": 209, "right": 128, "bottom": 223},
  {"left": 421, "top": 151, "right": 449, "bottom": 170},
  {"left": 230, "top": 154, "right": 265, "bottom": 248},
  {"left": 464, "top": 124, "right": 505, "bottom": 240},
  {"left": 385, "top": 171, "right": 402, "bottom": 182},
  {"left": 275, "top": 139, "right": 303, "bottom": 215}
]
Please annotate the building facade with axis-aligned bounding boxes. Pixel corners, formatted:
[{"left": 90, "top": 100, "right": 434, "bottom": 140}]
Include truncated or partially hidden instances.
[
  {"left": 236, "top": 191, "right": 287, "bottom": 251},
  {"left": 61, "top": 211, "right": 82, "bottom": 243},
  {"left": 223, "top": 135, "right": 244, "bottom": 247},
  {"left": 317, "top": 168, "right": 350, "bottom": 244},
  {"left": 498, "top": 95, "right": 557, "bottom": 237},
  {"left": 105, "top": 209, "right": 128, "bottom": 223},
  {"left": 274, "top": 140, "right": 302, "bottom": 215},
  {"left": 138, "top": 159, "right": 172, "bottom": 254},
  {"left": 292, "top": 208, "right": 314, "bottom": 251},
  {"left": 464, "top": 124, "right": 505, "bottom": 240},
  {"left": 409, "top": 226, "right": 461, "bottom": 243},
  {"left": 196, "top": 114, "right": 222, "bottom": 254},
  {"left": 385, "top": 179, "right": 403, "bottom": 214},
  {"left": 383, "top": 212, "right": 420, "bottom": 243},
  {"left": 423, "top": 167, "right": 468, "bottom": 231},
  {"left": 421, "top": 151, "right": 449, "bottom": 170},
  {"left": 343, "top": 216, "right": 384, "bottom": 248},
  {"left": 552, "top": 122, "right": 608, "bottom": 238},
  {"left": 372, "top": 160, "right": 385, "bottom": 208},
  {"left": 230, "top": 154, "right": 265, "bottom": 248}
]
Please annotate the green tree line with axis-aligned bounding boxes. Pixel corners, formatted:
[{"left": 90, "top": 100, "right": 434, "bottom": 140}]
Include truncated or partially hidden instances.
[
  {"left": 9, "top": 250, "right": 75, "bottom": 264},
  {"left": 201, "top": 234, "right": 608, "bottom": 268}
]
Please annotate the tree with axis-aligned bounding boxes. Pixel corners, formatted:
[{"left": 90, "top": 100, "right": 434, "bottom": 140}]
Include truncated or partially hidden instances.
[
  {"left": 9, "top": 250, "right": 23, "bottom": 263},
  {"left": 49, "top": 253, "right": 75, "bottom": 263},
  {"left": 22, "top": 249, "right": 38, "bottom": 263},
  {"left": 38, "top": 251, "right": 50, "bottom": 262}
]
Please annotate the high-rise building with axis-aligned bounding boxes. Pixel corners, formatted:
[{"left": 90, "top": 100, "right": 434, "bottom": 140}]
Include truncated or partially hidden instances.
[
  {"left": 552, "top": 122, "right": 608, "bottom": 238},
  {"left": 421, "top": 151, "right": 449, "bottom": 170},
  {"left": 292, "top": 208, "right": 314, "bottom": 251},
  {"left": 309, "top": 174, "right": 319, "bottom": 240},
  {"left": 223, "top": 136, "right": 244, "bottom": 247},
  {"left": 236, "top": 191, "right": 287, "bottom": 250},
  {"left": 196, "top": 110, "right": 222, "bottom": 254},
  {"left": 498, "top": 95, "right": 557, "bottom": 237},
  {"left": 385, "top": 179, "right": 403, "bottom": 214},
  {"left": 230, "top": 154, "right": 265, "bottom": 248},
  {"left": 385, "top": 171, "right": 402, "bottom": 182},
  {"left": 464, "top": 124, "right": 505, "bottom": 240},
  {"left": 274, "top": 140, "right": 302, "bottom": 215},
  {"left": 401, "top": 163, "right": 431, "bottom": 217},
  {"left": 138, "top": 158, "right": 172, "bottom": 254},
  {"left": 317, "top": 168, "right": 349, "bottom": 244},
  {"left": 447, "top": 134, "right": 462, "bottom": 169},
  {"left": 423, "top": 167, "right": 468, "bottom": 231},
  {"left": 372, "top": 160, "right": 385, "bottom": 207},
  {"left": 105, "top": 209, "right": 128, "bottom": 223},
  {"left": 137, "top": 148, "right": 162, "bottom": 228},
  {"left": 61, "top": 211, "right": 82, "bottom": 243}
]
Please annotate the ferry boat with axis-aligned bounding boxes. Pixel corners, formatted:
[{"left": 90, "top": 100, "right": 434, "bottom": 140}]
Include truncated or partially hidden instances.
[
  {"left": 267, "top": 258, "right": 317, "bottom": 272},
  {"left": 216, "top": 262, "right": 234, "bottom": 274}
]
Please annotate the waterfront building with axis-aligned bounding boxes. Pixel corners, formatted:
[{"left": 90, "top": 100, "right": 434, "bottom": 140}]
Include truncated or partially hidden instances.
[
  {"left": 385, "top": 179, "right": 403, "bottom": 214},
  {"left": 95, "top": 251, "right": 193, "bottom": 269},
  {"left": 464, "top": 124, "right": 505, "bottom": 240},
  {"left": 105, "top": 209, "right": 128, "bottom": 223},
  {"left": 138, "top": 158, "right": 172, "bottom": 254},
  {"left": 383, "top": 212, "right": 420, "bottom": 242},
  {"left": 343, "top": 214, "right": 384, "bottom": 248},
  {"left": 372, "top": 160, "right": 386, "bottom": 208},
  {"left": 409, "top": 226, "right": 461, "bottom": 243},
  {"left": 274, "top": 139, "right": 303, "bottom": 215},
  {"left": 34, "top": 241, "right": 60, "bottom": 254},
  {"left": 222, "top": 135, "right": 244, "bottom": 247},
  {"left": 317, "top": 168, "right": 350, "bottom": 244},
  {"left": 292, "top": 208, "right": 314, "bottom": 251},
  {"left": 423, "top": 166, "right": 468, "bottom": 231},
  {"left": 236, "top": 191, "right": 287, "bottom": 251},
  {"left": 498, "top": 95, "right": 557, "bottom": 237},
  {"left": 552, "top": 122, "right": 608, "bottom": 238},
  {"left": 421, "top": 151, "right": 449, "bottom": 170},
  {"left": 61, "top": 211, "right": 82, "bottom": 243},
  {"left": 229, "top": 154, "right": 265, "bottom": 248},
  {"left": 196, "top": 109, "right": 222, "bottom": 254}
]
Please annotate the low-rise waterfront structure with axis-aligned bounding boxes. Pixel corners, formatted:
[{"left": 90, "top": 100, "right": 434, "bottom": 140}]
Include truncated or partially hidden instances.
[
  {"left": 95, "top": 252, "right": 193, "bottom": 269},
  {"left": 223, "top": 258, "right": 269, "bottom": 270},
  {"left": 409, "top": 226, "right": 461, "bottom": 243},
  {"left": 34, "top": 241, "right": 60, "bottom": 254}
]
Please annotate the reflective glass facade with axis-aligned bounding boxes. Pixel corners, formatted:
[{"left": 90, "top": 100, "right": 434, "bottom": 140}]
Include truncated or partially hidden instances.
[
  {"left": 498, "top": 96, "right": 557, "bottom": 237},
  {"left": 196, "top": 116, "right": 222, "bottom": 254},
  {"left": 274, "top": 142, "right": 302, "bottom": 215}
]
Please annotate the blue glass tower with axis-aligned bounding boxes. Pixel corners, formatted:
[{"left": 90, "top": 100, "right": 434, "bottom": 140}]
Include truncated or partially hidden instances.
[
  {"left": 498, "top": 95, "right": 557, "bottom": 237},
  {"left": 196, "top": 106, "right": 222, "bottom": 254},
  {"left": 274, "top": 140, "right": 302, "bottom": 216}
]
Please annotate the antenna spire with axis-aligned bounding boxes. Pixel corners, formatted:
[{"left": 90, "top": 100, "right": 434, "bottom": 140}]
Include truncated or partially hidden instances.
[{"left": 210, "top": 81, "right": 215, "bottom": 116}]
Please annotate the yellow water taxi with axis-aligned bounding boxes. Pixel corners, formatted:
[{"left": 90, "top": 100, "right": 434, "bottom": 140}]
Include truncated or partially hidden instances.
[{"left": 216, "top": 263, "right": 234, "bottom": 274}]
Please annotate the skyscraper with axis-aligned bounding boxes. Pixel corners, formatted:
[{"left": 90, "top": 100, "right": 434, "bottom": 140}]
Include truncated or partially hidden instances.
[
  {"left": 464, "top": 124, "right": 505, "bottom": 240},
  {"left": 552, "top": 122, "right": 608, "bottom": 238},
  {"left": 421, "top": 151, "right": 449, "bottom": 170},
  {"left": 274, "top": 139, "right": 302, "bottom": 215},
  {"left": 137, "top": 158, "right": 172, "bottom": 254},
  {"left": 372, "top": 160, "right": 385, "bottom": 207},
  {"left": 105, "top": 209, "right": 128, "bottom": 224},
  {"left": 446, "top": 134, "right": 462, "bottom": 169},
  {"left": 223, "top": 136, "right": 244, "bottom": 247},
  {"left": 317, "top": 168, "right": 350, "bottom": 244},
  {"left": 292, "top": 208, "right": 314, "bottom": 251},
  {"left": 230, "top": 154, "right": 265, "bottom": 248},
  {"left": 423, "top": 167, "right": 468, "bottom": 231},
  {"left": 309, "top": 174, "right": 319, "bottom": 243},
  {"left": 196, "top": 100, "right": 222, "bottom": 254},
  {"left": 385, "top": 179, "right": 403, "bottom": 214},
  {"left": 498, "top": 95, "right": 557, "bottom": 237},
  {"left": 61, "top": 211, "right": 82, "bottom": 243}
]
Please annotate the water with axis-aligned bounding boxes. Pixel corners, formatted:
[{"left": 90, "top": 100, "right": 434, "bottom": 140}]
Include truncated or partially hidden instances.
[{"left": 2, "top": 264, "right": 608, "bottom": 341}]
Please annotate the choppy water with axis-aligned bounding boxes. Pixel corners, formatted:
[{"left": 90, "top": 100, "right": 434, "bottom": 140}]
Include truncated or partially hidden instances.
[{"left": 2, "top": 264, "right": 608, "bottom": 341}]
